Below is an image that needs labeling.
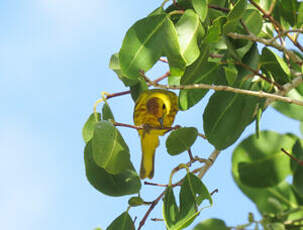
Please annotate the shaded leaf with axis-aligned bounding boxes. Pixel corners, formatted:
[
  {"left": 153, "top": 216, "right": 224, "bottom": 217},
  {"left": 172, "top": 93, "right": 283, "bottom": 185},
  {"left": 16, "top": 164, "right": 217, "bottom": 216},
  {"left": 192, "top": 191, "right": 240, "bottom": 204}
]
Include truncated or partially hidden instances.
[
  {"left": 92, "top": 121, "right": 131, "bottom": 174},
  {"left": 193, "top": 218, "right": 229, "bottom": 230},
  {"left": 260, "top": 47, "right": 290, "bottom": 85},
  {"left": 233, "top": 131, "right": 294, "bottom": 188},
  {"left": 130, "top": 78, "right": 148, "bottom": 102},
  {"left": 82, "top": 113, "right": 101, "bottom": 143},
  {"left": 166, "top": 127, "right": 198, "bottom": 155},
  {"left": 102, "top": 103, "right": 115, "bottom": 121},
  {"left": 203, "top": 91, "right": 260, "bottom": 150},
  {"left": 128, "top": 197, "right": 144, "bottom": 207},
  {"left": 179, "top": 47, "right": 219, "bottom": 110},
  {"left": 106, "top": 212, "right": 135, "bottom": 230},
  {"left": 163, "top": 186, "right": 179, "bottom": 228},
  {"left": 119, "top": 14, "right": 186, "bottom": 80},
  {"left": 84, "top": 141, "right": 141, "bottom": 196},
  {"left": 227, "top": 0, "right": 247, "bottom": 21}
]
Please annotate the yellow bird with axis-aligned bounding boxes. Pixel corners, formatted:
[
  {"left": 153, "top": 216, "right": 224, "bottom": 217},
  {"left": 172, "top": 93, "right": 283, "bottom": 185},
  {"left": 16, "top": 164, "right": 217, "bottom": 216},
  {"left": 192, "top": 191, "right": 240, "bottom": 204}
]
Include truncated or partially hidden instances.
[{"left": 133, "top": 89, "right": 178, "bottom": 179}]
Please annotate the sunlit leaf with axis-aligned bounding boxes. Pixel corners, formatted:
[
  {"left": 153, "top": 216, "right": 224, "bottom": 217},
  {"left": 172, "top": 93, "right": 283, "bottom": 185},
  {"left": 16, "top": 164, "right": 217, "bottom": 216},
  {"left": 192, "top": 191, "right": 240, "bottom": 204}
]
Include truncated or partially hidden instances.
[
  {"left": 109, "top": 53, "right": 138, "bottom": 86},
  {"left": 272, "top": 89, "right": 303, "bottom": 121},
  {"left": 82, "top": 113, "right": 101, "bottom": 143},
  {"left": 92, "top": 121, "right": 131, "bottom": 174},
  {"left": 175, "top": 9, "right": 203, "bottom": 65},
  {"left": 119, "top": 13, "right": 186, "bottom": 80}
]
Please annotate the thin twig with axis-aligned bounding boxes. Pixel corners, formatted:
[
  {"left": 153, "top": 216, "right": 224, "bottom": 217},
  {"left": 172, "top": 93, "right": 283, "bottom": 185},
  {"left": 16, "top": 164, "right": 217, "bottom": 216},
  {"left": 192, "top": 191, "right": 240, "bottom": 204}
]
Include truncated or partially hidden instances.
[
  {"left": 208, "top": 4, "right": 229, "bottom": 13},
  {"left": 249, "top": 0, "right": 303, "bottom": 52},
  {"left": 210, "top": 189, "right": 219, "bottom": 196},
  {"left": 144, "top": 181, "right": 168, "bottom": 187},
  {"left": 281, "top": 148, "right": 303, "bottom": 166},
  {"left": 138, "top": 190, "right": 166, "bottom": 230},
  {"left": 264, "top": 76, "right": 303, "bottom": 107},
  {"left": 159, "top": 58, "right": 168, "bottom": 63},
  {"left": 113, "top": 122, "right": 142, "bottom": 130},
  {"left": 198, "top": 133, "right": 207, "bottom": 139},
  {"left": 188, "top": 148, "right": 194, "bottom": 162},
  {"left": 234, "top": 61, "right": 283, "bottom": 90}
]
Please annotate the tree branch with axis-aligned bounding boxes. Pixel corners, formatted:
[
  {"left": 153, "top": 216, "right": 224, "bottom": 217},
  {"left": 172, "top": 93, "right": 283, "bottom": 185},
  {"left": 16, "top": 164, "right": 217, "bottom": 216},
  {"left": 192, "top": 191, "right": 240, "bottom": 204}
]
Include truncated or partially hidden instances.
[
  {"left": 197, "top": 149, "right": 221, "bottom": 179},
  {"left": 141, "top": 72, "right": 303, "bottom": 107}
]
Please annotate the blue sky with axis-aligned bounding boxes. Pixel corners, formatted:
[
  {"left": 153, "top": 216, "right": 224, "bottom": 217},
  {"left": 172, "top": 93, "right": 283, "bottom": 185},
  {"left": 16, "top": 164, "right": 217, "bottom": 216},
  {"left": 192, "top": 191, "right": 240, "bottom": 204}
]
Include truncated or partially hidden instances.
[{"left": 0, "top": 1, "right": 302, "bottom": 230}]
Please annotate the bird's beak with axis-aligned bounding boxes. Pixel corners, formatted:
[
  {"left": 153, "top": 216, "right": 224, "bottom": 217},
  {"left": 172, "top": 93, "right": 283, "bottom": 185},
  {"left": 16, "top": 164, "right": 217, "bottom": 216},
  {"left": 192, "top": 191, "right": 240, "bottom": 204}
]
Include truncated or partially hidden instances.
[{"left": 158, "top": 117, "right": 164, "bottom": 128}]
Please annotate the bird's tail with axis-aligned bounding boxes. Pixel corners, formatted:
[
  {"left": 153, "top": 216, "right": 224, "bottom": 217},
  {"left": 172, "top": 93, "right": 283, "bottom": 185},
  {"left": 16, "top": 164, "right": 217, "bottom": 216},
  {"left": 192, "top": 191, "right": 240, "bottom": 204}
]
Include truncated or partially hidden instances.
[{"left": 140, "top": 133, "right": 159, "bottom": 179}]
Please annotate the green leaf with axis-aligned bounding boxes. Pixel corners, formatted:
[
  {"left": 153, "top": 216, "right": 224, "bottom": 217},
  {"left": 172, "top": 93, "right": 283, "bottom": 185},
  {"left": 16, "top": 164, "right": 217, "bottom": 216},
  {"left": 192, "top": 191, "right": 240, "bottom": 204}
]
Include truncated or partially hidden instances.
[
  {"left": 260, "top": 47, "right": 290, "bottom": 85},
  {"left": 175, "top": 9, "right": 203, "bottom": 65},
  {"left": 177, "top": 173, "right": 212, "bottom": 228},
  {"left": 92, "top": 121, "right": 131, "bottom": 174},
  {"left": 102, "top": 103, "right": 115, "bottom": 121},
  {"left": 203, "top": 91, "right": 260, "bottom": 150},
  {"left": 193, "top": 218, "right": 229, "bottom": 230},
  {"left": 292, "top": 139, "right": 303, "bottom": 196},
  {"left": 192, "top": 0, "right": 208, "bottom": 22},
  {"left": 265, "top": 223, "right": 285, "bottom": 230},
  {"left": 237, "top": 44, "right": 259, "bottom": 78},
  {"left": 84, "top": 141, "right": 141, "bottom": 196},
  {"left": 179, "top": 47, "right": 219, "bottom": 110},
  {"left": 109, "top": 53, "right": 138, "bottom": 86},
  {"left": 279, "top": 0, "right": 297, "bottom": 27},
  {"left": 233, "top": 131, "right": 294, "bottom": 188},
  {"left": 163, "top": 173, "right": 212, "bottom": 230},
  {"left": 298, "top": 2, "right": 303, "bottom": 27},
  {"left": 166, "top": 127, "right": 198, "bottom": 155},
  {"left": 293, "top": 166, "right": 303, "bottom": 196},
  {"left": 163, "top": 186, "right": 179, "bottom": 228},
  {"left": 130, "top": 78, "right": 148, "bottom": 102},
  {"left": 119, "top": 13, "right": 186, "bottom": 80},
  {"left": 128, "top": 197, "right": 144, "bottom": 207},
  {"left": 271, "top": 89, "right": 303, "bottom": 121},
  {"left": 300, "top": 123, "right": 303, "bottom": 136},
  {"left": 227, "top": 0, "right": 247, "bottom": 21},
  {"left": 233, "top": 167, "right": 299, "bottom": 214},
  {"left": 106, "top": 212, "right": 135, "bottom": 230},
  {"left": 82, "top": 113, "right": 101, "bottom": 143},
  {"left": 223, "top": 65, "right": 238, "bottom": 86},
  {"left": 240, "top": 9, "right": 263, "bottom": 35},
  {"left": 204, "top": 16, "right": 227, "bottom": 44}
]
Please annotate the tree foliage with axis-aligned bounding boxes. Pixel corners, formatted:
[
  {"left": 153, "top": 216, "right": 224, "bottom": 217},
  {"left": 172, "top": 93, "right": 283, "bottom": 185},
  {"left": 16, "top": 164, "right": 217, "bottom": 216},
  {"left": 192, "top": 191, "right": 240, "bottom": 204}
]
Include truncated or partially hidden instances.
[{"left": 82, "top": 0, "right": 303, "bottom": 229}]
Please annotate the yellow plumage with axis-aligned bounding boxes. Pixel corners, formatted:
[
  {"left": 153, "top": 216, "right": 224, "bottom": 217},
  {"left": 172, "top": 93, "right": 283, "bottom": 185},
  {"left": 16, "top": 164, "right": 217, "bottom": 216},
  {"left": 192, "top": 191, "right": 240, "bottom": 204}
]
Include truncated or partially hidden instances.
[{"left": 133, "top": 89, "right": 178, "bottom": 179}]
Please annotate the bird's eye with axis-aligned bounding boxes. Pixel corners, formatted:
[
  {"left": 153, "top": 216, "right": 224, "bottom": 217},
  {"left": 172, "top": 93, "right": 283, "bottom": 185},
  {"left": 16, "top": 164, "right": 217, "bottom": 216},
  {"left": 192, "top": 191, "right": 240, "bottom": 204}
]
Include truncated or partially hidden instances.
[{"left": 162, "top": 104, "right": 166, "bottom": 109}]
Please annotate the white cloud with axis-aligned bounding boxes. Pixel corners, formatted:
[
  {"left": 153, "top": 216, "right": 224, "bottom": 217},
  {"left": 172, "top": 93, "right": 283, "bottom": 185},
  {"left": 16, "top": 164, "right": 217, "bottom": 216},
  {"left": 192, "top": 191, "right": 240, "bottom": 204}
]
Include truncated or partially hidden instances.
[{"left": 0, "top": 121, "right": 55, "bottom": 230}]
